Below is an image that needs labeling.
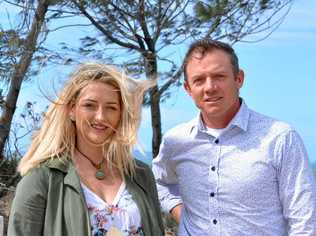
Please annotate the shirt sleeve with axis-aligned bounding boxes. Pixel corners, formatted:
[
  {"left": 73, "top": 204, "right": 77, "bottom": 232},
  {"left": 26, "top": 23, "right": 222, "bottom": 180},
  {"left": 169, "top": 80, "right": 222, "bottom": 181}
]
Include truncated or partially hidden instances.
[
  {"left": 277, "top": 130, "right": 316, "bottom": 235},
  {"left": 152, "top": 135, "right": 183, "bottom": 213},
  {"left": 8, "top": 167, "right": 48, "bottom": 236}
]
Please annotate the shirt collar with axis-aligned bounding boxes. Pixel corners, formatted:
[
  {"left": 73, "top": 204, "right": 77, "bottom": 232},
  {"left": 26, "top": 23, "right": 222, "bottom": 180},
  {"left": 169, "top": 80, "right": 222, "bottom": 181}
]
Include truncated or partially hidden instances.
[
  {"left": 189, "top": 98, "right": 250, "bottom": 137},
  {"left": 230, "top": 98, "right": 250, "bottom": 132}
]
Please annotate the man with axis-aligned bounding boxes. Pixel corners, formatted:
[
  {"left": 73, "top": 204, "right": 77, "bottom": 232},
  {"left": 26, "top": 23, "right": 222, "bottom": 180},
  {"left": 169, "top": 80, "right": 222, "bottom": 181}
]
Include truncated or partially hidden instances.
[{"left": 152, "top": 39, "right": 316, "bottom": 235}]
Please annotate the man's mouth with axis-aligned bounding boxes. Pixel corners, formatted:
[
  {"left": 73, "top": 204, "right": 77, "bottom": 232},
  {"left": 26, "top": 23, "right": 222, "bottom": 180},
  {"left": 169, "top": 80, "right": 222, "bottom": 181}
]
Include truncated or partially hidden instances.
[{"left": 204, "top": 97, "right": 222, "bottom": 102}]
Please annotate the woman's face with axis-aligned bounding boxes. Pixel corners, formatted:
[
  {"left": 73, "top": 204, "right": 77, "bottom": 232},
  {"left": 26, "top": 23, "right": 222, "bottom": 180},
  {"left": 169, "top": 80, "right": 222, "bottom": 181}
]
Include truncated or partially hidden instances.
[{"left": 70, "top": 81, "right": 121, "bottom": 147}]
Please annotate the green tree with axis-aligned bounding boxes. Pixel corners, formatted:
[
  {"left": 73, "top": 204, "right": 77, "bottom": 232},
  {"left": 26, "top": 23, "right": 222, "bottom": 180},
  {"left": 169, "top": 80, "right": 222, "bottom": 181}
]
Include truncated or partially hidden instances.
[
  {"left": 0, "top": 0, "right": 52, "bottom": 159},
  {"left": 56, "top": 0, "right": 293, "bottom": 156}
]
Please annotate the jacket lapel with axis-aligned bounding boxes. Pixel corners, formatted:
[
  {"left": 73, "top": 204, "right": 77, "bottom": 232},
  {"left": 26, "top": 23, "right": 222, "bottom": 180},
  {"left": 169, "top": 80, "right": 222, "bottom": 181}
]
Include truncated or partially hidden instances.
[{"left": 46, "top": 157, "right": 82, "bottom": 194}]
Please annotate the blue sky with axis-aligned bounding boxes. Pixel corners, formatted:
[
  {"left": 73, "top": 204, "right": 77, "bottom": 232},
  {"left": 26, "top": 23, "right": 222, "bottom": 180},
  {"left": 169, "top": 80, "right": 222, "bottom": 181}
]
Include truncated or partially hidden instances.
[
  {"left": 1, "top": 0, "right": 315, "bottom": 163},
  {"left": 138, "top": 0, "right": 316, "bottom": 162}
]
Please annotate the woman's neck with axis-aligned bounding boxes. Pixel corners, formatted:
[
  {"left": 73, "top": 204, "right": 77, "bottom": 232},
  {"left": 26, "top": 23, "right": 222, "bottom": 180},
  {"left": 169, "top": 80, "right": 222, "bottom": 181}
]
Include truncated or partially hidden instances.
[{"left": 76, "top": 141, "right": 107, "bottom": 164}]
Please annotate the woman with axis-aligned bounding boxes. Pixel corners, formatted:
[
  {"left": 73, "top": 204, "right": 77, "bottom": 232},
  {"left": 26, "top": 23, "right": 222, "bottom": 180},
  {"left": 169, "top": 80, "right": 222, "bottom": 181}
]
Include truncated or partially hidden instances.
[{"left": 8, "top": 62, "right": 164, "bottom": 236}]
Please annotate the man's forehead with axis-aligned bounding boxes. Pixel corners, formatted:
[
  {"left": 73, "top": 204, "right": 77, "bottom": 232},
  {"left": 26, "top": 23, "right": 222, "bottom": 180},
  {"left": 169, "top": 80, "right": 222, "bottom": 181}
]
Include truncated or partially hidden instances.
[{"left": 189, "top": 47, "right": 210, "bottom": 60}]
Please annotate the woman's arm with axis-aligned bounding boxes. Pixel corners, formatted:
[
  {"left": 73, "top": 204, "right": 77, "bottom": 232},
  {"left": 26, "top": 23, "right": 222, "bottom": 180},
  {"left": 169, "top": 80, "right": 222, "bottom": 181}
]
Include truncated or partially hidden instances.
[{"left": 8, "top": 167, "right": 48, "bottom": 236}]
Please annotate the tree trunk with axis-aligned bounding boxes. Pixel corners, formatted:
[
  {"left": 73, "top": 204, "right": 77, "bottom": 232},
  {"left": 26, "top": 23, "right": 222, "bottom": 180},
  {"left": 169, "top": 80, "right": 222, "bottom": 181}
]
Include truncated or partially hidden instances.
[
  {"left": 0, "top": 0, "right": 50, "bottom": 159},
  {"left": 150, "top": 84, "right": 162, "bottom": 158},
  {"left": 144, "top": 51, "right": 161, "bottom": 158}
]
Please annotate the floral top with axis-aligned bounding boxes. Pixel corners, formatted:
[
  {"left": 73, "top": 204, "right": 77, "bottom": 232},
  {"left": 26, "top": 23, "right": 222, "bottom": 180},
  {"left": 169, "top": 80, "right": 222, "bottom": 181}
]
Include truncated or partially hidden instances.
[{"left": 81, "top": 182, "right": 144, "bottom": 236}]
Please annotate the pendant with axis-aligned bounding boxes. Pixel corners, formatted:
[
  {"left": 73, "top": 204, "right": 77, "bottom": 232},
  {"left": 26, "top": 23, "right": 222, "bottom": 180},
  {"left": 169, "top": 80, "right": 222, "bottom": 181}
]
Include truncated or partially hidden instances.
[
  {"left": 106, "top": 226, "right": 123, "bottom": 236},
  {"left": 95, "top": 169, "right": 105, "bottom": 180}
]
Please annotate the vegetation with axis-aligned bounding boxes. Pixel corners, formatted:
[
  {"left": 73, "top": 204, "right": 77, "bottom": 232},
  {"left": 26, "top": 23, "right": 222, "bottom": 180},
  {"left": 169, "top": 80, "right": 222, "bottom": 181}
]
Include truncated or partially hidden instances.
[
  {"left": 59, "top": 0, "right": 293, "bottom": 156},
  {"left": 0, "top": 1, "right": 299, "bottom": 233},
  {"left": 0, "top": 0, "right": 294, "bottom": 158}
]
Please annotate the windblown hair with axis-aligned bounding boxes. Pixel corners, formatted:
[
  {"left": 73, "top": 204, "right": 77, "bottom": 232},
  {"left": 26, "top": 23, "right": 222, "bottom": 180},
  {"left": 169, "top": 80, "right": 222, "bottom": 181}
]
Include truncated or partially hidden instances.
[
  {"left": 183, "top": 39, "right": 240, "bottom": 79},
  {"left": 18, "top": 62, "right": 154, "bottom": 177}
]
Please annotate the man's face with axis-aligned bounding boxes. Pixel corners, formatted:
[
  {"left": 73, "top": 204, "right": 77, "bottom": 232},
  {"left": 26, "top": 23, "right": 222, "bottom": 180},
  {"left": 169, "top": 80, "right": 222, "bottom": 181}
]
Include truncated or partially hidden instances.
[{"left": 184, "top": 49, "right": 244, "bottom": 128}]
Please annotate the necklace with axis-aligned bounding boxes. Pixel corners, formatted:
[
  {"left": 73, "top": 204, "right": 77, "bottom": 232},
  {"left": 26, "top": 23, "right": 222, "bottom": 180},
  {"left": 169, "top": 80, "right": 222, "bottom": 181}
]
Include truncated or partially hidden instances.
[{"left": 76, "top": 148, "right": 105, "bottom": 180}]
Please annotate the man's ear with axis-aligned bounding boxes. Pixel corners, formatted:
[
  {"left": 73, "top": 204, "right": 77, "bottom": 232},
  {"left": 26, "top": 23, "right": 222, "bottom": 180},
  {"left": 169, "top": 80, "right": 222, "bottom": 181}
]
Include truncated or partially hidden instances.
[
  {"left": 235, "top": 69, "right": 245, "bottom": 89},
  {"left": 184, "top": 80, "right": 192, "bottom": 96}
]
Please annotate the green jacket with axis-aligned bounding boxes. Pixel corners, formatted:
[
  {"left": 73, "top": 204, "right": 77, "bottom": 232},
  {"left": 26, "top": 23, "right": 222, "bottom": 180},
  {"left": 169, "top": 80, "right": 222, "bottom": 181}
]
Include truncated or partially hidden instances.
[{"left": 8, "top": 157, "right": 164, "bottom": 236}]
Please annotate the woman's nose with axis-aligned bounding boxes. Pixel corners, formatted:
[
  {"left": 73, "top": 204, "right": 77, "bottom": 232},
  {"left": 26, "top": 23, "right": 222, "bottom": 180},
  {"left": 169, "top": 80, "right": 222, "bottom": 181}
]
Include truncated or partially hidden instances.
[{"left": 95, "top": 107, "right": 106, "bottom": 121}]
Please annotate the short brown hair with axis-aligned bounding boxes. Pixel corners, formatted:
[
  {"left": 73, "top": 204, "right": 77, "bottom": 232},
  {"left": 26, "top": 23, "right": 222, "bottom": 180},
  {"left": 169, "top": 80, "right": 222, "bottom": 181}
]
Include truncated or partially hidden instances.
[{"left": 183, "top": 39, "right": 239, "bottom": 80}]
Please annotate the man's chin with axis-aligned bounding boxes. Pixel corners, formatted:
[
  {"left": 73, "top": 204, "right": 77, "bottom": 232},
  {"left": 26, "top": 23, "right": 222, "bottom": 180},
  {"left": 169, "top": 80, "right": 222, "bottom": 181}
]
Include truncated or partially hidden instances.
[{"left": 201, "top": 106, "right": 221, "bottom": 115}]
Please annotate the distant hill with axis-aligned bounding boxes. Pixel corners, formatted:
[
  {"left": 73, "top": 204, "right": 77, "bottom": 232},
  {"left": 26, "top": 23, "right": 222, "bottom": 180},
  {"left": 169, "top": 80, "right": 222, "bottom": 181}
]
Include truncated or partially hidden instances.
[
  {"left": 133, "top": 149, "right": 153, "bottom": 165},
  {"left": 313, "top": 162, "right": 316, "bottom": 177}
]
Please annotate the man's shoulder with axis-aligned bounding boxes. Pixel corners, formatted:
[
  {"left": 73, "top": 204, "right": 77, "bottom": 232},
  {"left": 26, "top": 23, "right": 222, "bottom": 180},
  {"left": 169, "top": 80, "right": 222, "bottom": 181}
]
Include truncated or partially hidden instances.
[
  {"left": 249, "top": 109, "right": 294, "bottom": 136},
  {"left": 163, "top": 117, "right": 197, "bottom": 140}
]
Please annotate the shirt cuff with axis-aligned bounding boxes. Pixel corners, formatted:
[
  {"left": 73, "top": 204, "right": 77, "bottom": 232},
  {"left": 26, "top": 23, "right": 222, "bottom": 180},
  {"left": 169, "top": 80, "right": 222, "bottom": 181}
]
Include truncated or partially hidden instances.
[{"left": 161, "top": 198, "right": 183, "bottom": 213}]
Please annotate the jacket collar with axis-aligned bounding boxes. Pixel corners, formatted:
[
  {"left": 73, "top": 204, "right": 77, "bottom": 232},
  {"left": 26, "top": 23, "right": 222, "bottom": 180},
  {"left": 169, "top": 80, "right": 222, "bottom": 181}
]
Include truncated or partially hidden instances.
[
  {"left": 132, "top": 163, "right": 148, "bottom": 191},
  {"left": 46, "top": 156, "right": 82, "bottom": 193},
  {"left": 45, "top": 156, "right": 149, "bottom": 194}
]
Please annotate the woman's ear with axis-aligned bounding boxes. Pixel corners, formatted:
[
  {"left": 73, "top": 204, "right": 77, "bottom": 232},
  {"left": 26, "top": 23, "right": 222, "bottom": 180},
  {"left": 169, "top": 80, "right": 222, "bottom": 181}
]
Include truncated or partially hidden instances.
[
  {"left": 68, "top": 103, "right": 76, "bottom": 122},
  {"left": 70, "top": 114, "right": 75, "bottom": 122}
]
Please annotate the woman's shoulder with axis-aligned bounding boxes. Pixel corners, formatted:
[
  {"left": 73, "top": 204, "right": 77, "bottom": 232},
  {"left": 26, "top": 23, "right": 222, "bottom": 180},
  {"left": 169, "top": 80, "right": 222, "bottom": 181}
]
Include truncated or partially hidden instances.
[
  {"left": 20, "top": 157, "right": 71, "bottom": 188},
  {"left": 13, "top": 164, "right": 51, "bottom": 205},
  {"left": 132, "top": 159, "right": 156, "bottom": 187},
  {"left": 134, "top": 159, "right": 152, "bottom": 177},
  {"left": 22, "top": 163, "right": 50, "bottom": 183},
  {"left": 134, "top": 159, "right": 150, "bottom": 169}
]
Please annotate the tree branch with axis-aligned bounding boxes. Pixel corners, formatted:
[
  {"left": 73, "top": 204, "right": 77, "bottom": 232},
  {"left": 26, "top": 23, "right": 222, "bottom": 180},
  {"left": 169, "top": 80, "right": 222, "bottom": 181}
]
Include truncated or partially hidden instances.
[{"left": 71, "top": 0, "right": 141, "bottom": 52}]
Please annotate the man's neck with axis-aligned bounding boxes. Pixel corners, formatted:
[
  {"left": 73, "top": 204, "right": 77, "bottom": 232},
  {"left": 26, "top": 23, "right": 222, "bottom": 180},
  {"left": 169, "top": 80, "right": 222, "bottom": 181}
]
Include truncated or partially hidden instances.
[{"left": 201, "top": 98, "right": 241, "bottom": 129}]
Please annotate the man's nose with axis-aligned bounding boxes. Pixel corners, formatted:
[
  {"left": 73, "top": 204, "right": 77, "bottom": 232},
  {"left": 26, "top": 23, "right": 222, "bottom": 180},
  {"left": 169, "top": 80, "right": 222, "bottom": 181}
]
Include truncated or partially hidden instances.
[{"left": 205, "top": 77, "right": 217, "bottom": 90}]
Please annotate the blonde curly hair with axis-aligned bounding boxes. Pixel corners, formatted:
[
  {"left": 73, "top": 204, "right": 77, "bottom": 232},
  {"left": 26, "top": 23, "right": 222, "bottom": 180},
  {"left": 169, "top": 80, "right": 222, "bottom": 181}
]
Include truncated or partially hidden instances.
[{"left": 18, "top": 62, "right": 154, "bottom": 177}]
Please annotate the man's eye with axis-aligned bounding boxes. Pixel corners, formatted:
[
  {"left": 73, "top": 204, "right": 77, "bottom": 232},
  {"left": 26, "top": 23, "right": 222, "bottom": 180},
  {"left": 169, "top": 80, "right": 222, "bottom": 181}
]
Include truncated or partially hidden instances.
[
  {"left": 193, "top": 78, "right": 203, "bottom": 84},
  {"left": 215, "top": 75, "right": 225, "bottom": 80}
]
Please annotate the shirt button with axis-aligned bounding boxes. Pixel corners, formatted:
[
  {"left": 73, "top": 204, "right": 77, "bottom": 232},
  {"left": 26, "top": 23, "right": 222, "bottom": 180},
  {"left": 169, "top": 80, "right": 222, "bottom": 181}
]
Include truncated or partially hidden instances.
[
  {"left": 210, "top": 192, "right": 215, "bottom": 197},
  {"left": 211, "top": 166, "right": 216, "bottom": 171},
  {"left": 214, "top": 139, "right": 219, "bottom": 144},
  {"left": 213, "top": 219, "right": 217, "bottom": 224}
]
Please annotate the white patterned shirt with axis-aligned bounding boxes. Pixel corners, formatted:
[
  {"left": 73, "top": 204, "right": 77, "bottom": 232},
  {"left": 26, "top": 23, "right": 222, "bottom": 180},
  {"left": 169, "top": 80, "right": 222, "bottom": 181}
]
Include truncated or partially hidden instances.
[
  {"left": 152, "top": 100, "right": 316, "bottom": 236},
  {"left": 81, "top": 182, "right": 144, "bottom": 236}
]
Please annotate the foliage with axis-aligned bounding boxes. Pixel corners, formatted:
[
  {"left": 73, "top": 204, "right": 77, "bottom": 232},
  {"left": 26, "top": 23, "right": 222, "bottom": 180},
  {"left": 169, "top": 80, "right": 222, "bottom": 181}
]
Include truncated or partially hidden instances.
[
  {"left": 0, "top": 154, "right": 20, "bottom": 196},
  {"left": 0, "top": 0, "right": 294, "bottom": 157},
  {"left": 194, "top": 0, "right": 292, "bottom": 41},
  {"left": 46, "top": 0, "right": 293, "bottom": 155},
  {"left": 5, "top": 101, "right": 43, "bottom": 157},
  {"left": 162, "top": 212, "right": 178, "bottom": 235},
  {"left": 0, "top": 29, "right": 24, "bottom": 82},
  {"left": 0, "top": 100, "right": 42, "bottom": 214},
  {"left": 0, "top": 0, "right": 51, "bottom": 158}
]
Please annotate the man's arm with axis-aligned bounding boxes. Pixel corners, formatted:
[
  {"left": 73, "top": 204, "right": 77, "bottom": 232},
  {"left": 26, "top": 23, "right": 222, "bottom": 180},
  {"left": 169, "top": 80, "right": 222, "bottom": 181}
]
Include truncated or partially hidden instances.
[
  {"left": 170, "top": 203, "right": 183, "bottom": 224},
  {"left": 277, "top": 130, "right": 316, "bottom": 235},
  {"left": 152, "top": 136, "right": 183, "bottom": 216}
]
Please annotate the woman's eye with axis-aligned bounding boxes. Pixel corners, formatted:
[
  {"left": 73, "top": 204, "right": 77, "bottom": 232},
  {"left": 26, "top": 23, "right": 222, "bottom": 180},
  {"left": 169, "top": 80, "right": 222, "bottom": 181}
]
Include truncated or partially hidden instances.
[
  {"left": 82, "top": 103, "right": 94, "bottom": 108},
  {"left": 108, "top": 106, "right": 118, "bottom": 111}
]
